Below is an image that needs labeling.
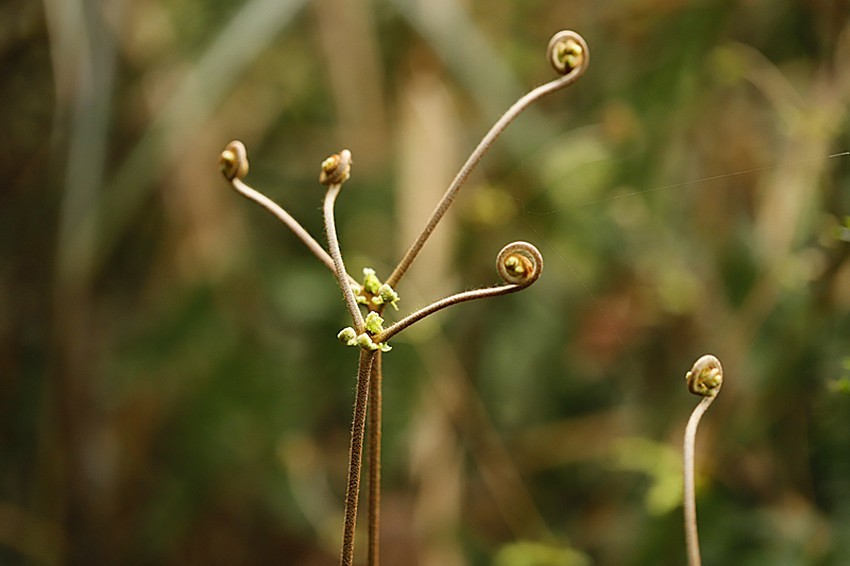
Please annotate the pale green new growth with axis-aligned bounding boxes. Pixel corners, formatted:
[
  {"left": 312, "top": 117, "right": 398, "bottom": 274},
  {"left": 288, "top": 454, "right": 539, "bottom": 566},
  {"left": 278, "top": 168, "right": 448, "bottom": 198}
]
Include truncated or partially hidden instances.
[
  {"left": 339, "top": 320, "right": 391, "bottom": 352},
  {"left": 362, "top": 268, "right": 381, "bottom": 295},
  {"left": 364, "top": 312, "right": 385, "bottom": 335},
  {"left": 356, "top": 333, "right": 391, "bottom": 352},
  {"left": 372, "top": 283, "right": 400, "bottom": 310},
  {"left": 356, "top": 268, "right": 401, "bottom": 310},
  {"left": 338, "top": 327, "right": 358, "bottom": 346}
]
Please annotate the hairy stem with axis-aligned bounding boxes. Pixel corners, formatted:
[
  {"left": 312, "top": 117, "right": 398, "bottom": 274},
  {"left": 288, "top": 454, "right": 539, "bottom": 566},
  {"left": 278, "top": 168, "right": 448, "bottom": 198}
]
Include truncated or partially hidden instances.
[
  {"left": 367, "top": 351, "right": 383, "bottom": 566},
  {"left": 324, "top": 184, "right": 365, "bottom": 332},
  {"left": 373, "top": 284, "right": 523, "bottom": 344},
  {"left": 341, "top": 349, "right": 377, "bottom": 566},
  {"left": 229, "top": 178, "right": 358, "bottom": 286},
  {"left": 683, "top": 395, "right": 716, "bottom": 566},
  {"left": 386, "top": 69, "right": 585, "bottom": 288},
  {"left": 377, "top": 241, "right": 542, "bottom": 343},
  {"left": 229, "top": 177, "right": 326, "bottom": 271}
]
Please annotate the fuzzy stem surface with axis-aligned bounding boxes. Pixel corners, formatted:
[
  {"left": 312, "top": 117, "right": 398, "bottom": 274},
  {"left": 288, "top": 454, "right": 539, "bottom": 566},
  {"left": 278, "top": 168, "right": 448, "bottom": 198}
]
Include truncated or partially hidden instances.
[
  {"left": 324, "top": 184, "right": 365, "bottom": 332},
  {"left": 374, "top": 284, "right": 523, "bottom": 344},
  {"left": 340, "top": 349, "right": 377, "bottom": 566},
  {"left": 367, "top": 352, "right": 383, "bottom": 566},
  {"left": 230, "top": 178, "right": 358, "bottom": 285}
]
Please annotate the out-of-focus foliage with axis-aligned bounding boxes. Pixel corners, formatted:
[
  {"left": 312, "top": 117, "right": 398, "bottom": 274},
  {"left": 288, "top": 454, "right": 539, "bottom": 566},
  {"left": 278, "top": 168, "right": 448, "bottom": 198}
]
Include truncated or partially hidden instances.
[
  {"left": 2, "top": 0, "right": 849, "bottom": 564},
  {"left": 493, "top": 541, "right": 589, "bottom": 566}
]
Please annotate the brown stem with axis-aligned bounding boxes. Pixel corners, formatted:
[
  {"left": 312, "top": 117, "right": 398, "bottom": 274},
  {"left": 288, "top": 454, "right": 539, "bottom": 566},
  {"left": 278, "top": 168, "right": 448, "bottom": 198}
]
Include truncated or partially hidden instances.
[
  {"left": 220, "top": 142, "right": 357, "bottom": 286},
  {"left": 367, "top": 351, "right": 383, "bottom": 566},
  {"left": 341, "top": 349, "right": 377, "bottom": 566},
  {"left": 324, "top": 184, "right": 365, "bottom": 333},
  {"left": 375, "top": 241, "right": 542, "bottom": 343},
  {"left": 374, "top": 284, "right": 523, "bottom": 343}
]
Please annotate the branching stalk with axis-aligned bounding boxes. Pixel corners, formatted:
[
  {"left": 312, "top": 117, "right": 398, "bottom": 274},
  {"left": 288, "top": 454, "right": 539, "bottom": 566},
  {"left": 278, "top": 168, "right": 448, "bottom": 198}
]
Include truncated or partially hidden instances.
[{"left": 218, "top": 29, "right": 590, "bottom": 566}]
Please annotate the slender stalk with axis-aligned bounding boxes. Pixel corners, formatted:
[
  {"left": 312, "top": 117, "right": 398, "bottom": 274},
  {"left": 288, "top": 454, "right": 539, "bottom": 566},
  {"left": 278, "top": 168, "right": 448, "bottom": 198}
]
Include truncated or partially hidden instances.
[
  {"left": 374, "top": 284, "right": 521, "bottom": 343},
  {"left": 231, "top": 179, "right": 333, "bottom": 269},
  {"left": 386, "top": 32, "right": 588, "bottom": 288},
  {"left": 220, "top": 142, "right": 357, "bottom": 286},
  {"left": 682, "top": 354, "right": 723, "bottom": 566},
  {"left": 375, "top": 241, "right": 542, "bottom": 344},
  {"left": 324, "top": 184, "right": 365, "bottom": 333},
  {"left": 367, "top": 351, "right": 383, "bottom": 566},
  {"left": 341, "top": 349, "right": 377, "bottom": 566},
  {"left": 683, "top": 396, "right": 715, "bottom": 566}
]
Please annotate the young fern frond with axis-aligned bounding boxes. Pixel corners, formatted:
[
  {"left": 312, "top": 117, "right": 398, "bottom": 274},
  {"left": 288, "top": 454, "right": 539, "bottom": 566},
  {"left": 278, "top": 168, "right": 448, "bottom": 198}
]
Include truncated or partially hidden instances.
[
  {"left": 218, "top": 28, "right": 590, "bottom": 566},
  {"left": 218, "top": 141, "right": 359, "bottom": 288},
  {"left": 373, "top": 241, "right": 543, "bottom": 344},
  {"left": 320, "top": 150, "right": 365, "bottom": 333},
  {"left": 683, "top": 354, "right": 724, "bottom": 566},
  {"left": 386, "top": 30, "right": 589, "bottom": 288}
]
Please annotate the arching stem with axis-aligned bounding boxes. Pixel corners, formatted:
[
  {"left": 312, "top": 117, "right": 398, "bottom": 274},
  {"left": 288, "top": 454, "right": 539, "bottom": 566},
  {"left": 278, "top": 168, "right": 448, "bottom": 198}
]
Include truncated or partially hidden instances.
[{"left": 324, "top": 183, "right": 365, "bottom": 333}]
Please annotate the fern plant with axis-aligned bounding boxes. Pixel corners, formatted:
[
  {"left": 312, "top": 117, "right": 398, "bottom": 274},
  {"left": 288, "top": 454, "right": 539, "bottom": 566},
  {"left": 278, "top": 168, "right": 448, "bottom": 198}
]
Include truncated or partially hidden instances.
[{"left": 218, "top": 29, "right": 589, "bottom": 565}]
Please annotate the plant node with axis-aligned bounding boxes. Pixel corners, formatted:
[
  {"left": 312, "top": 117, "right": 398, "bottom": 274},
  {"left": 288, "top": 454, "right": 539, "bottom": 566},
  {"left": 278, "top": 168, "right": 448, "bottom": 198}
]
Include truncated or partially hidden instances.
[
  {"left": 373, "top": 283, "right": 400, "bottom": 310},
  {"left": 356, "top": 333, "right": 391, "bottom": 352}
]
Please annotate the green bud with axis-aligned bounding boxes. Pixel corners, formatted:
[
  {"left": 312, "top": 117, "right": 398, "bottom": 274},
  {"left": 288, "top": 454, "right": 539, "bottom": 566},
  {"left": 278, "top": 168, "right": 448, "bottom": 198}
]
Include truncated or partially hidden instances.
[
  {"left": 353, "top": 332, "right": 391, "bottom": 352},
  {"left": 364, "top": 311, "right": 385, "bottom": 335},
  {"left": 338, "top": 327, "right": 358, "bottom": 346},
  {"left": 372, "top": 283, "right": 400, "bottom": 310},
  {"left": 362, "top": 268, "right": 382, "bottom": 295},
  {"left": 356, "top": 333, "right": 378, "bottom": 350}
]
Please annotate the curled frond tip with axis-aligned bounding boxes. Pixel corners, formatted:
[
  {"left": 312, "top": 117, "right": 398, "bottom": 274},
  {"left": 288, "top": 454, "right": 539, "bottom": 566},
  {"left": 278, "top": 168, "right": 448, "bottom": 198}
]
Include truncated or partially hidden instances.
[
  {"left": 547, "top": 30, "right": 589, "bottom": 76},
  {"left": 496, "top": 241, "right": 543, "bottom": 287},
  {"left": 219, "top": 140, "right": 249, "bottom": 181},
  {"left": 686, "top": 354, "right": 723, "bottom": 397},
  {"left": 319, "top": 149, "right": 353, "bottom": 186}
]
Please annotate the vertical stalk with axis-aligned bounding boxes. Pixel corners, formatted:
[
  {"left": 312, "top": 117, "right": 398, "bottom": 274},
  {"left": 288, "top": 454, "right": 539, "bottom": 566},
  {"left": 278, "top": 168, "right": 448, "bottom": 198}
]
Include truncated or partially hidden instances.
[
  {"left": 367, "top": 351, "right": 383, "bottom": 566},
  {"left": 682, "top": 354, "right": 722, "bottom": 566},
  {"left": 340, "top": 349, "right": 377, "bottom": 566},
  {"left": 324, "top": 183, "right": 365, "bottom": 332},
  {"left": 683, "top": 396, "right": 715, "bottom": 566}
]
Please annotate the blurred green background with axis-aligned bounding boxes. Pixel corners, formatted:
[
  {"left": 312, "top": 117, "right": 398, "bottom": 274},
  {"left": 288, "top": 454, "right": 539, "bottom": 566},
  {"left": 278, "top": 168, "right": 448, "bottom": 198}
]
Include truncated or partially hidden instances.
[{"left": 2, "top": 0, "right": 850, "bottom": 564}]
